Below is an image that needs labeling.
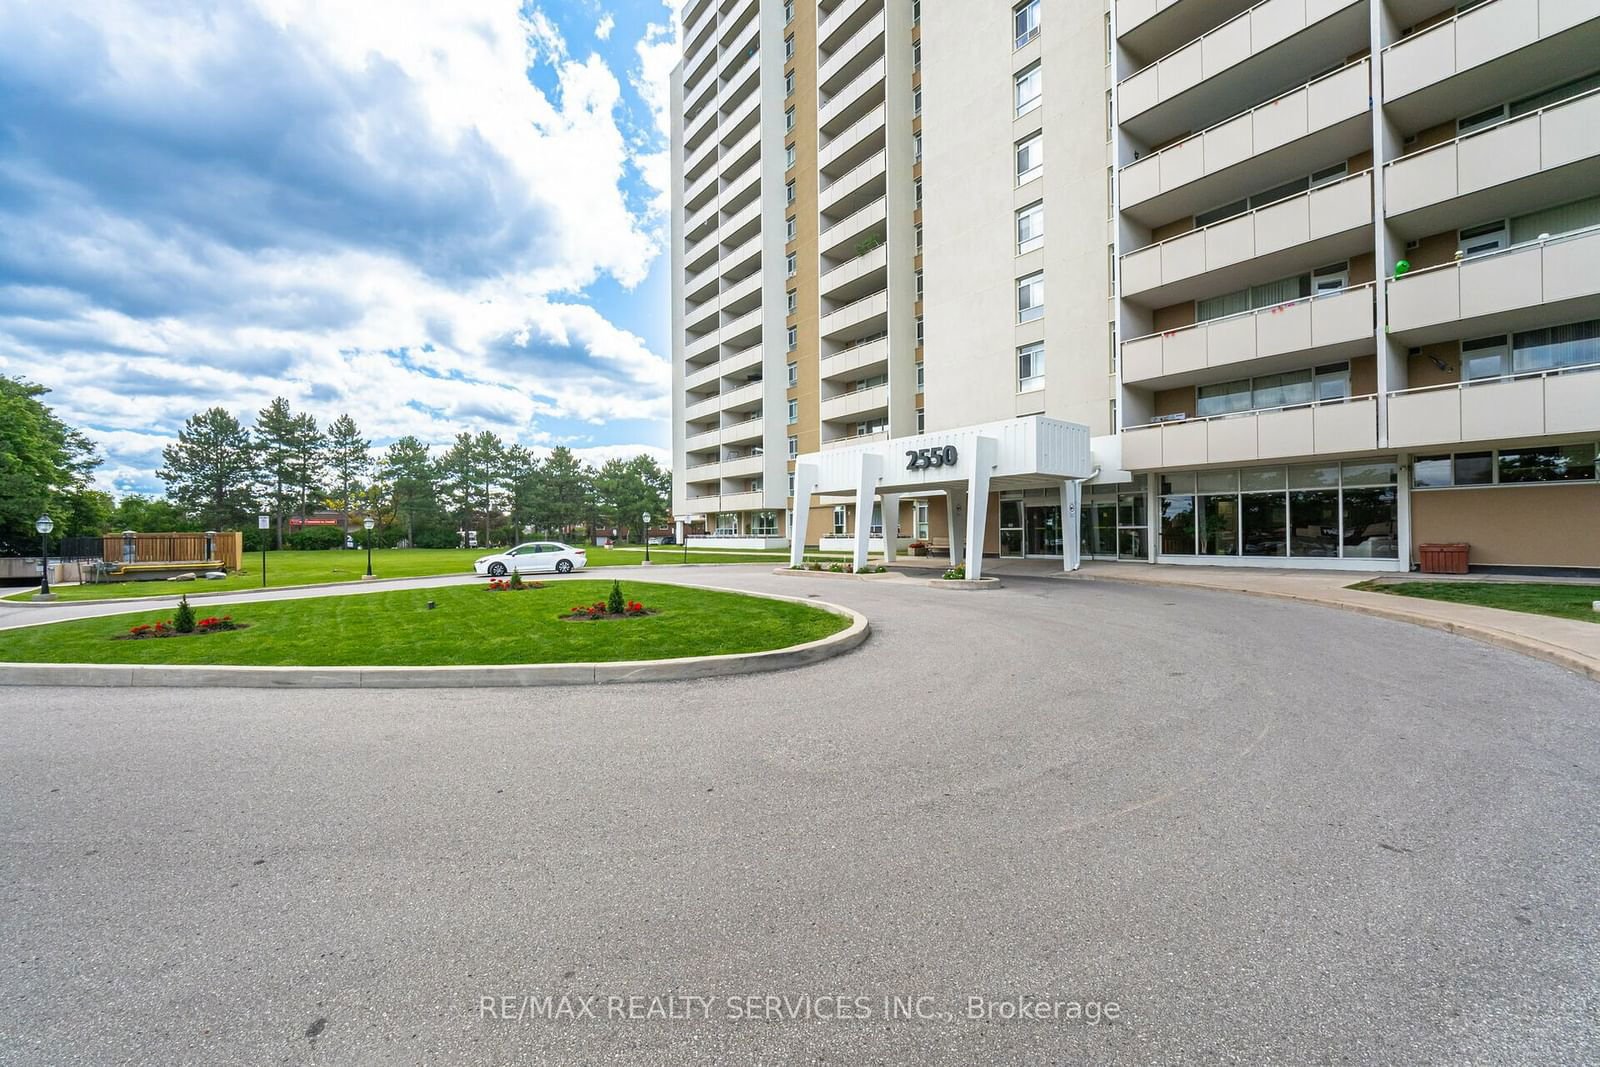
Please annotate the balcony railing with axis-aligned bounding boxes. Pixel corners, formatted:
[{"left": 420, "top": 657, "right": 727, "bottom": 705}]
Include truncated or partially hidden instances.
[
  {"left": 1120, "top": 282, "right": 1374, "bottom": 384},
  {"left": 1119, "top": 58, "right": 1369, "bottom": 214},
  {"left": 1122, "top": 394, "right": 1378, "bottom": 468},
  {"left": 1384, "top": 86, "right": 1600, "bottom": 220},
  {"left": 1386, "top": 360, "right": 1600, "bottom": 449},
  {"left": 1120, "top": 169, "right": 1372, "bottom": 300},
  {"left": 1386, "top": 224, "right": 1600, "bottom": 336},
  {"left": 1380, "top": 0, "right": 1598, "bottom": 103}
]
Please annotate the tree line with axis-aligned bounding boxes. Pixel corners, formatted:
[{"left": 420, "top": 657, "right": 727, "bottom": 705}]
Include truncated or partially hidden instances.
[{"left": 0, "top": 375, "right": 671, "bottom": 552}]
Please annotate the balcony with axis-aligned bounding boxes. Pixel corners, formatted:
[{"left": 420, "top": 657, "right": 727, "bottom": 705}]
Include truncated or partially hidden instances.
[
  {"left": 1387, "top": 361, "right": 1600, "bottom": 448},
  {"left": 1121, "top": 283, "right": 1373, "bottom": 387},
  {"left": 721, "top": 417, "right": 765, "bottom": 446},
  {"left": 682, "top": 29, "right": 719, "bottom": 95},
  {"left": 1120, "top": 170, "right": 1372, "bottom": 305},
  {"left": 819, "top": 0, "right": 876, "bottom": 50},
  {"left": 717, "top": 490, "right": 770, "bottom": 511},
  {"left": 684, "top": 200, "right": 719, "bottom": 243},
  {"left": 684, "top": 295, "right": 719, "bottom": 334},
  {"left": 719, "top": 452, "right": 765, "bottom": 479},
  {"left": 718, "top": 126, "right": 760, "bottom": 184},
  {"left": 820, "top": 383, "right": 891, "bottom": 423},
  {"left": 684, "top": 361, "right": 722, "bottom": 392},
  {"left": 717, "top": 49, "right": 760, "bottom": 109},
  {"left": 719, "top": 379, "right": 765, "bottom": 412},
  {"left": 819, "top": 244, "right": 888, "bottom": 301},
  {"left": 819, "top": 150, "right": 886, "bottom": 215},
  {"left": 819, "top": 196, "right": 887, "bottom": 260},
  {"left": 1383, "top": 88, "right": 1600, "bottom": 238},
  {"left": 823, "top": 430, "right": 888, "bottom": 450},
  {"left": 820, "top": 336, "right": 890, "bottom": 382},
  {"left": 718, "top": 196, "right": 762, "bottom": 246},
  {"left": 820, "top": 289, "right": 889, "bottom": 342},
  {"left": 720, "top": 306, "right": 764, "bottom": 349},
  {"left": 1381, "top": 0, "right": 1600, "bottom": 129},
  {"left": 1386, "top": 226, "right": 1600, "bottom": 344},
  {"left": 720, "top": 343, "right": 764, "bottom": 378},
  {"left": 1119, "top": 59, "right": 1369, "bottom": 227},
  {"left": 1116, "top": 0, "right": 1259, "bottom": 63},
  {"left": 819, "top": 10, "right": 885, "bottom": 94},
  {"left": 720, "top": 234, "right": 761, "bottom": 281},
  {"left": 684, "top": 230, "right": 719, "bottom": 273},
  {"left": 819, "top": 56, "right": 886, "bottom": 135},
  {"left": 1121, "top": 396, "right": 1378, "bottom": 469},
  {"left": 684, "top": 394, "right": 721, "bottom": 421},
  {"left": 1116, "top": 0, "right": 1368, "bottom": 146},
  {"left": 684, "top": 428, "right": 721, "bottom": 453},
  {"left": 820, "top": 102, "right": 887, "bottom": 173},
  {"left": 684, "top": 330, "right": 721, "bottom": 361}
]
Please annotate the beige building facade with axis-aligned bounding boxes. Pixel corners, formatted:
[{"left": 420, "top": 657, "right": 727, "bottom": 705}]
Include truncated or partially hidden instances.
[{"left": 673, "top": 0, "right": 1600, "bottom": 573}]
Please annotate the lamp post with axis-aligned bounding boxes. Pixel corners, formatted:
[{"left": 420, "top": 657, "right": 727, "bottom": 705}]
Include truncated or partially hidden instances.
[
  {"left": 642, "top": 512, "right": 652, "bottom": 564},
  {"left": 363, "top": 517, "right": 376, "bottom": 578},
  {"left": 35, "top": 514, "right": 54, "bottom": 600}
]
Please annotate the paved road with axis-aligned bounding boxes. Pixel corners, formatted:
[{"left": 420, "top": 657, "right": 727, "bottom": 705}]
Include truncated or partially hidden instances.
[{"left": 1, "top": 569, "right": 1596, "bottom": 1065}]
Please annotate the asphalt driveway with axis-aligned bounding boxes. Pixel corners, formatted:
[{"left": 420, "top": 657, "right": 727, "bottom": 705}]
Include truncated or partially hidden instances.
[{"left": 1, "top": 569, "right": 1596, "bottom": 1065}]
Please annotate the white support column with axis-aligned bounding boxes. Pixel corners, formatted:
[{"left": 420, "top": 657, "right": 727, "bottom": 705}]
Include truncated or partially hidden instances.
[
  {"left": 946, "top": 488, "right": 968, "bottom": 565},
  {"left": 880, "top": 493, "right": 901, "bottom": 562},
  {"left": 1396, "top": 452, "right": 1413, "bottom": 573},
  {"left": 964, "top": 437, "right": 996, "bottom": 580},
  {"left": 674, "top": 518, "right": 685, "bottom": 547},
  {"left": 852, "top": 452, "right": 883, "bottom": 572},
  {"left": 789, "top": 463, "right": 820, "bottom": 569},
  {"left": 1063, "top": 479, "right": 1082, "bottom": 572}
]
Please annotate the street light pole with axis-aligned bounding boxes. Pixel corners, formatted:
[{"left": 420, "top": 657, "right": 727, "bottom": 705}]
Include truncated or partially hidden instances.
[
  {"left": 642, "top": 512, "right": 652, "bottom": 564},
  {"left": 35, "top": 514, "right": 54, "bottom": 599},
  {"left": 363, "top": 517, "right": 376, "bottom": 578}
]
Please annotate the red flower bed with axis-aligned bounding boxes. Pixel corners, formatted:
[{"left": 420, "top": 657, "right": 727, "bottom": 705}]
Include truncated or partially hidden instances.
[
  {"left": 486, "top": 578, "right": 544, "bottom": 591},
  {"left": 117, "top": 615, "right": 245, "bottom": 640},
  {"left": 560, "top": 600, "right": 656, "bottom": 621}
]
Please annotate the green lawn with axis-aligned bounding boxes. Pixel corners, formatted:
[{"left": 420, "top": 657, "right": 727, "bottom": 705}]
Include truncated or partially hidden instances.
[
  {"left": 0, "top": 581, "right": 849, "bottom": 666},
  {"left": 1351, "top": 580, "right": 1600, "bottom": 624},
  {"left": 4, "top": 546, "right": 822, "bottom": 603}
]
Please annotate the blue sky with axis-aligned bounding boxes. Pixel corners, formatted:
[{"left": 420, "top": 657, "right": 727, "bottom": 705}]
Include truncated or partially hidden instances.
[{"left": 0, "top": 0, "right": 682, "bottom": 494}]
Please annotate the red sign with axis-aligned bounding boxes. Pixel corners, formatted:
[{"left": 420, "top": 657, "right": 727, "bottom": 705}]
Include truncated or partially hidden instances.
[{"left": 288, "top": 518, "right": 339, "bottom": 527}]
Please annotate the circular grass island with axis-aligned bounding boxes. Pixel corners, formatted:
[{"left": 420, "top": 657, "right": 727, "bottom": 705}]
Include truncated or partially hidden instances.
[{"left": 0, "top": 581, "right": 857, "bottom": 681}]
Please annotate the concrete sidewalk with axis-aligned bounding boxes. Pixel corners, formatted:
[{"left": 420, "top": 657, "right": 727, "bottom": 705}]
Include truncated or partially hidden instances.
[{"left": 1056, "top": 561, "right": 1600, "bottom": 682}]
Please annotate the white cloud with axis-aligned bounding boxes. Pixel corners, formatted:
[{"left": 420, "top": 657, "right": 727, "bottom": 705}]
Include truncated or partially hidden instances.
[
  {"left": 596, "top": 13, "right": 615, "bottom": 39},
  {"left": 0, "top": 0, "right": 674, "bottom": 494}
]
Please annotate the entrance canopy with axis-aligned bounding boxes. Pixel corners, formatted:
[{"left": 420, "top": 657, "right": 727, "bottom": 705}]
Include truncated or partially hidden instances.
[{"left": 791, "top": 415, "right": 1092, "bottom": 578}]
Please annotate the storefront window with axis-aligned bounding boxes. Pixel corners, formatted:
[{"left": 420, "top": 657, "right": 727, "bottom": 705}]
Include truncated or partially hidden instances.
[
  {"left": 1200, "top": 495, "right": 1239, "bottom": 555},
  {"left": 1497, "top": 443, "right": 1597, "bottom": 482},
  {"left": 1342, "top": 488, "right": 1398, "bottom": 558},
  {"left": 1160, "top": 495, "right": 1196, "bottom": 554},
  {"left": 1240, "top": 493, "right": 1287, "bottom": 556},
  {"left": 751, "top": 511, "right": 778, "bottom": 536},
  {"left": 1288, "top": 491, "right": 1339, "bottom": 556}
]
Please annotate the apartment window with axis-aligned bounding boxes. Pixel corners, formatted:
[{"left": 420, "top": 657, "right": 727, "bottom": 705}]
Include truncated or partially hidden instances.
[
  {"left": 833, "top": 506, "right": 848, "bottom": 536},
  {"left": 1108, "top": 322, "right": 1117, "bottom": 374},
  {"left": 914, "top": 501, "right": 929, "bottom": 540},
  {"left": 785, "top": 69, "right": 796, "bottom": 96},
  {"left": 914, "top": 132, "right": 922, "bottom": 161},
  {"left": 1016, "top": 200, "right": 1044, "bottom": 254},
  {"left": 1310, "top": 162, "right": 1348, "bottom": 189},
  {"left": 787, "top": 398, "right": 798, "bottom": 424},
  {"left": 1459, "top": 220, "right": 1508, "bottom": 258},
  {"left": 915, "top": 223, "right": 923, "bottom": 252},
  {"left": 913, "top": 41, "right": 921, "bottom": 71},
  {"left": 784, "top": 0, "right": 794, "bottom": 23},
  {"left": 784, "top": 33, "right": 795, "bottom": 59},
  {"left": 1104, "top": 12, "right": 1112, "bottom": 63},
  {"left": 785, "top": 106, "right": 796, "bottom": 132},
  {"left": 787, "top": 361, "right": 798, "bottom": 387},
  {"left": 1016, "top": 271, "right": 1044, "bottom": 323},
  {"left": 786, "top": 215, "right": 797, "bottom": 241},
  {"left": 787, "top": 325, "right": 798, "bottom": 351},
  {"left": 1015, "top": 133, "right": 1042, "bottom": 184},
  {"left": 1196, "top": 363, "right": 1351, "bottom": 416},
  {"left": 1109, "top": 397, "right": 1117, "bottom": 432},
  {"left": 1197, "top": 265, "right": 1349, "bottom": 323},
  {"left": 1017, "top": 341, "right": 1044, "bottom": 391},
  {"left": 915, "top": 269, "right": 924, "bottom": 301},
  {"left": 787, "top": 435, "right": 799, "bottom": 458},
  {"left": 785, "top": 143, "right": 797, "bottom": 169},
  {"left": 915, "top": 361, "right": 924, "bottom": 389},
  {"left": 914, "top": 177, "right": 922, "bottom": 209},
  {"left": 1105, "top": 90, "right": 1113, "bottom": 141},
  {"left": 786, "top": 289, "right": 798, "bottom": 314},
  {"left": 786, "top": 179, "right": 796, "bottom": 205},
  {"left": 788, "top": 472, "right": 795, "bottom": 497},
  {"left": 912, "top": 0, "right": 920, "bottom": 24},
  {"left": 785, "top": 252, "right": 797, "bottom": 277},
  {"left": 913, "top": 87, "right": 922, "bottom": 116},
  {"left": 752, "top": 510, "right": 778, "bottom": 535},
  {"left": 1014, "top": 0, "right": 1040, "bottom": 47},
  {"left": 1457, "top": 103, "right": 1507, "bottom": 136},
  {"left": 916, "top": 408, "right": 925, "bottom": 432},
  {"left": 1014, "top": 64, "right": 1041, "bottom": 117},
  {"left": 915, "top": 315, "right": 924, "bottom": 347}
]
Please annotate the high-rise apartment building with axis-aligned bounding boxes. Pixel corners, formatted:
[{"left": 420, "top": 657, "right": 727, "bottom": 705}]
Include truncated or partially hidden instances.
[{"left": 673, "top": 0, "right": 1600, "bottom": 574}]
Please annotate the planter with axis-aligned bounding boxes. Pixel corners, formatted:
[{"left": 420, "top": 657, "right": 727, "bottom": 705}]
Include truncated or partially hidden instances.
[
  {"left": 925, "top": 577, "right": 1003, "bottom": 591},
  {"left": 1418, "top": 543, "right": 1469, "bottom": 575},
  {"left": 773, "top": 567, "right": 898, "bottom": 580}
]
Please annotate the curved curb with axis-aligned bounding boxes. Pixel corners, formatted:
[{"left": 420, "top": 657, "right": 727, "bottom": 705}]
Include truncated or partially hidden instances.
[
  {"left": 0, "top": 590, "right": 869, "bottom": 689},
  {"left": 770, "top": 567, "right": 899, "bottom": 580},
  {"left": 1058, "top": 572, "right": 1600, "bottom": 682},
  {"left": 0, "top": 570, "right": 477, "bottom": 608}
]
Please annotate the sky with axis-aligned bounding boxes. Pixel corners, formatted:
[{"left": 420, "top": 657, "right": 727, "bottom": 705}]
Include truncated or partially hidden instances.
[{"left": 0, "top": 0, "right": 684, "bottom": 496}]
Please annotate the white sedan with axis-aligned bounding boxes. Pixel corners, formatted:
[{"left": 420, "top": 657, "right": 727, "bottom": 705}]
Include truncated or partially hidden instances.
[{"left": 473, "top": 541, "right": 587, "bottom": 576}]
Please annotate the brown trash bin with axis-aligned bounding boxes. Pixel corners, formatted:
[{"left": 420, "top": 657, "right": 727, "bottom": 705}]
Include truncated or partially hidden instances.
[{"left": 1419, "top": 543, "right": 1469, "bottom": 574}]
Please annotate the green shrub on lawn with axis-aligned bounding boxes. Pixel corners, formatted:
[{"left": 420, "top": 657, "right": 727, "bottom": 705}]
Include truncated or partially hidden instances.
[
  {"left": 173, "top": 594, "right": 196, "bottom": 634},
  {"left": 607, "top": 579, "right": 626, "bottom": 615}
]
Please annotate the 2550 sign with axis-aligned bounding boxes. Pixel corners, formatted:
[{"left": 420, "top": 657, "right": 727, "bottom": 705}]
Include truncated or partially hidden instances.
[{"left": 906, "top": 445, "right": 958, "bottom": 471}]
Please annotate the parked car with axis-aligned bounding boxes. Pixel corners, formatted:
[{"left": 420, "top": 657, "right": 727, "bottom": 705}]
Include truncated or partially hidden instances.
[{"left": 473, "top": 542, "right": 587, "bottom": 576}]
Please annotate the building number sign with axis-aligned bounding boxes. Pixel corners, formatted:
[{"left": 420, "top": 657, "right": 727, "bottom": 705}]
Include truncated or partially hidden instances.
[{"left": 906, "top": 445, "right": 958, "bottom": 470}]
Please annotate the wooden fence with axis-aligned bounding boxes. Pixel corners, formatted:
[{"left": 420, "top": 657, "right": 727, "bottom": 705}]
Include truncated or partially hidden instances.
[{"left": 100, "top": 531, "right": 244, "bottom": 571}]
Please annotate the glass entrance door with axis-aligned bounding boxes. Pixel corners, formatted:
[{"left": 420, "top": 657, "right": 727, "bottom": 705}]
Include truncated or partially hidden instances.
[
  {"left": 1081, "top": 500, "right": 1118, "bottom": 558},
  {"left": 1025, "top": 505, "right": 1062, "bottom": 556},
  {"left": 999, "top": 499, "right": 1024, "bottom": 556}
]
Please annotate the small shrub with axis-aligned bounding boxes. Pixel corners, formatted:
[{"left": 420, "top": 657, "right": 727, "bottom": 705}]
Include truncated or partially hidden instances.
[
  {"left": 509, "top": 570, "right": 524, "bottom": 590},
  {"left": 607, "top": 580, "right": 626, "bottom": 615},
  {"left": 827, "top": 562, "right": 844, "bottom": 573},
  {"left": 173, "top": 594, "right": 196, "bottom": 634},
  {"left": 942, "top": 564, "right": 966, "bottom": 581}
]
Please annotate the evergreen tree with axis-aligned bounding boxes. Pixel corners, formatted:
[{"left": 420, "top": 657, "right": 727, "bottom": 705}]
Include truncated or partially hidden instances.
[
  {"left": 471, "top": 430, "right": 506, "bottom": 547},
  {"left": 538, "top": 446, "right": 590, "bottom": 539},
  {"left": 287, "top": 413, "right": 325, "bottom": 529},
  {"left": 252, "top": 396, "right": 300, "bottom": 548},
  {"left": 157, "top": 407, "right": 256, "bottom": 529},
  {"left": 325, "top": 413, "right": 372, "bottom": 539},
  {"left": 379, "top": 435, "right": 436, "bottom": 546},
  {"left": 435, "top": 433, "right": 479, "bottom": 545}
]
